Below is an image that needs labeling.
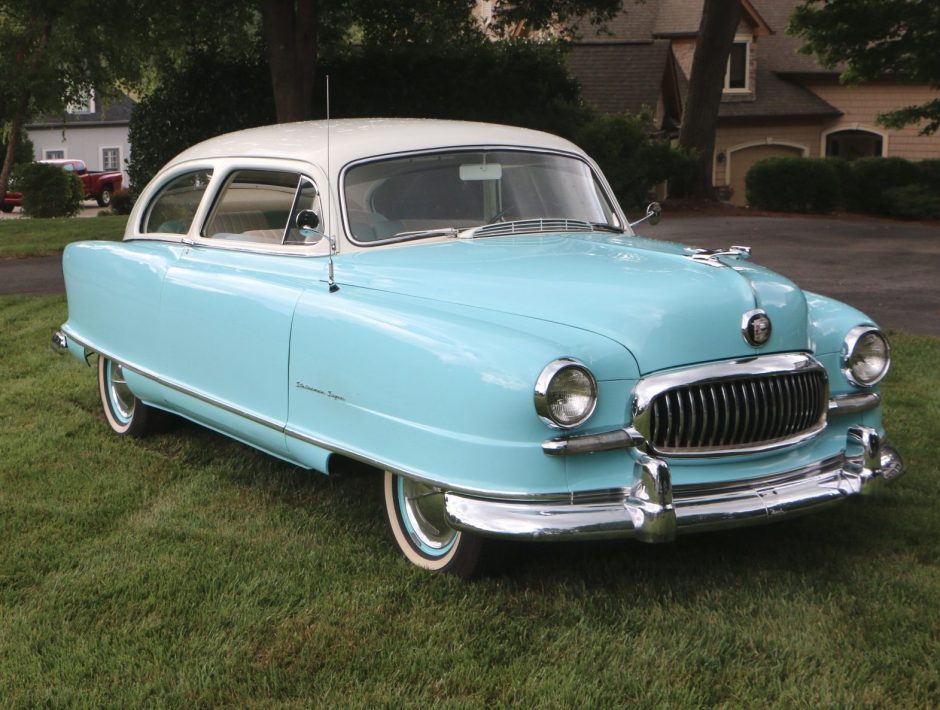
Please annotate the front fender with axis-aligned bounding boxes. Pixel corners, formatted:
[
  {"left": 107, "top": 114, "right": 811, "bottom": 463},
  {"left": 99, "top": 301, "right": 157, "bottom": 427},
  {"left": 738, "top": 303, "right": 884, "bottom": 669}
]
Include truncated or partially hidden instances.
[{"left": 285, "top": 284, "right": 639, "bottom": 495}]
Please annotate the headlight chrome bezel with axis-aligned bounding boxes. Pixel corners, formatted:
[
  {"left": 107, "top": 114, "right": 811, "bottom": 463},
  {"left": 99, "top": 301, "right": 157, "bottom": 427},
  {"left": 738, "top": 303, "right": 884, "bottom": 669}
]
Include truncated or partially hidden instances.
[
  {"left": 842, "top": 326, "right": 891, "bottom": 387},
  {"left": 534, "top": 358, "right": 598, "bottom": 430}
]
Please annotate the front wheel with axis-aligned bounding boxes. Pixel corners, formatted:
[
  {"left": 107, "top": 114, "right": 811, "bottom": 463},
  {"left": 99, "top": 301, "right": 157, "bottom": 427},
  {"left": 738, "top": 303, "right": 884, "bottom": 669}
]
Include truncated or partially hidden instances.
[
  {"left": 96, "top": 186, "right": 113, "bottom": 207},
  {"left": 98, "top": 355, "right": 153, "bottom": 436},
  {"left": 383, "top": 471, "right": 485, "bottom": 578}
]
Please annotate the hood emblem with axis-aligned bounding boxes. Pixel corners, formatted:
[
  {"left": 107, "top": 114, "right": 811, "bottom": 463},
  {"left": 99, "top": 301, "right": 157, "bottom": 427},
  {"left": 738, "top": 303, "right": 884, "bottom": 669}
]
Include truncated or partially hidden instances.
[{"left": 743, "top": 310, "right": 772, "bottom": 346}]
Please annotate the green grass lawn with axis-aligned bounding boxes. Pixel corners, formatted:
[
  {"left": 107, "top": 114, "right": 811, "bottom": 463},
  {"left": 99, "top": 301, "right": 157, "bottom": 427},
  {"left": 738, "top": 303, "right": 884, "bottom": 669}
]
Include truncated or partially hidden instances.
[
  {"left": 2, "top": 295, "right": 938, "bottom": 706},
  {"left": 0, "top": 215, "right": 127, "bottom": 259}
]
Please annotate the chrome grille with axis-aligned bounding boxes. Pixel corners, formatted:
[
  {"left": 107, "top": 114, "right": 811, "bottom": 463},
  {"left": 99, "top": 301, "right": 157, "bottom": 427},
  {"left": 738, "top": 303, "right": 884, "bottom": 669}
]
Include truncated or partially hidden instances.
[{"left": 633, "top": 355, "right": 828, "bottom": 456}]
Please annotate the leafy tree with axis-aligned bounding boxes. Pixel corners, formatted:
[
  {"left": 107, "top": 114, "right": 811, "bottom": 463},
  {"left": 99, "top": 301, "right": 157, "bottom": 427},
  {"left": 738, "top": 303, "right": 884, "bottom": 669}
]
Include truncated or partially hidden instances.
[
  {"left": 154, "top": 0, "right": 624, "bottom": 123},
  {"left": 0, "top": 0, "right": 147, "bottom": 194},
  {"left": 677, "top": 0, "right": 742, "bottom": 199},
  {"left": 790, "top": 0, "right": 940, "bottom": 134}
]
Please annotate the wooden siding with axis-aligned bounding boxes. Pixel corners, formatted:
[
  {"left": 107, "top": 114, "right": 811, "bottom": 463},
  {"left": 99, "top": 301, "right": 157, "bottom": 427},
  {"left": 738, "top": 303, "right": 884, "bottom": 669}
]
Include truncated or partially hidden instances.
[{"left": 805, "top": 79, "right": 940, "bottom": 159}]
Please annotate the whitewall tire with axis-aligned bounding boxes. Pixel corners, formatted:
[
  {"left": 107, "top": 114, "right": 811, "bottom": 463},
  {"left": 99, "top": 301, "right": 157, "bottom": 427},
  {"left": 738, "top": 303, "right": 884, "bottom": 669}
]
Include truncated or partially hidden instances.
[
  {"left": 383, "top": 471, "right": 485, "bottom": 578},
  {"left": 97, "top": 356, "right": 153, "bottom": 437}
]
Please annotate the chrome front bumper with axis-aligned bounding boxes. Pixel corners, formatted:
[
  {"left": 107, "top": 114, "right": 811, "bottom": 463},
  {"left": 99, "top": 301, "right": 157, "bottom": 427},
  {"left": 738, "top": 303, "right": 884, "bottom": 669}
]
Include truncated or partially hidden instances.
[{"left": 444, "top": 425, "right": 906, "bottom": 542}]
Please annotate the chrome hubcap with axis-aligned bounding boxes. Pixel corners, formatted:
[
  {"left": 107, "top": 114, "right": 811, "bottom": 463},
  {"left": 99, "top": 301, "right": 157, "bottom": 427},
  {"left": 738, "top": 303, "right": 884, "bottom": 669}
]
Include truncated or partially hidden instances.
[
  {"left": 108, "top": 361, "right": 135, "bottom": 421},
  {"left": 400, "top": 478, "right": 456, "bottom": 550}
]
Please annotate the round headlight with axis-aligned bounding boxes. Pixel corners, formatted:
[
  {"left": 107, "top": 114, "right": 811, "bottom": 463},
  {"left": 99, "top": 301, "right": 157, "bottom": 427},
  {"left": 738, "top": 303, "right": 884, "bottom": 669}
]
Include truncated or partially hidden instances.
[
  {"left": 842, "top": 326, "right": 891, "bottom": 387},
  {"left": 534, "top": 359, "right": 597, "bottom": 429}
]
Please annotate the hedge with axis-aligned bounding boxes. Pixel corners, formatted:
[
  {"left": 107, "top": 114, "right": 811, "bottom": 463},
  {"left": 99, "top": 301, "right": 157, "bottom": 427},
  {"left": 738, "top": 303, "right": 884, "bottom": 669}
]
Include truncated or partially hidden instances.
[
  {"left": 745, "top": 155, "right": 940, "bottom": 218},
  {"left": 11, "top": 162, "right": 84, "bottom": 218},
  {"left": 744, "top": 157, "right": 840, "bottom": 213}
]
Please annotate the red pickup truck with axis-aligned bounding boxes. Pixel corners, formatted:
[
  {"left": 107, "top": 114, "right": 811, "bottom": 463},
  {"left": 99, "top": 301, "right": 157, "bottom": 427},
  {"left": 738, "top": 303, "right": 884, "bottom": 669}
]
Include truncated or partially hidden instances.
[{"left": 2, "top": 159, "right": 123, "bottom": 212}]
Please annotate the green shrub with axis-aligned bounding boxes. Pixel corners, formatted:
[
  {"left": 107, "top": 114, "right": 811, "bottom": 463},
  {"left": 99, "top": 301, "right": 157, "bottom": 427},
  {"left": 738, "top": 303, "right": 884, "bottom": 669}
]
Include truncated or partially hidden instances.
[
  {"left": 916, "top": 159, "right": 940, "bottom": 189},
  {"left": 745, "top": 157, "right": 840, "bottom": 213},
  {"left": 127, "top": 51, "right": 275, "bottom": 190},
  {"left": 846, "top": 157, "right": 922, "bottom": 213},
  {"left": 882, "top": 184, "right": 940, "bottom": 220},
  {"left": 109, "top": 189, "right": 137, "bottom": 215},
  {"left": 12, "top": 162, "right": 84, "bottom": 218},
  {"left": 574, "top": 110, "right": 697, "bottom": 208}
]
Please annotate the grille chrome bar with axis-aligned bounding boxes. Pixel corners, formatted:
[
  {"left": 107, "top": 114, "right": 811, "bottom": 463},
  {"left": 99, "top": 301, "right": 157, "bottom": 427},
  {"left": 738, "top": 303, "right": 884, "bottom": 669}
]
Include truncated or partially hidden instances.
[{"left": 634, "top": 353, "right": 829, "bottom": 457}]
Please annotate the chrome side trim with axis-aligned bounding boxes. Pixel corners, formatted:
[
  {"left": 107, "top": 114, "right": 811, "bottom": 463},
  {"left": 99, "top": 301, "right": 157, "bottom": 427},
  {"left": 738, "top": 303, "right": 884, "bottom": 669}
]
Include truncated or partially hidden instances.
[
  {"left": 829, "top": 392, "right": 880, "bottom": 415},
  {"left": 448, "top": 426, "right": 907, "bottom": 542},
  {"left": 62, "top": 328, "right": 570, "bottom": 501},
  {"left": 63, "top": 328, "right": 292, "bottom": 433},
  {"left": 543, "top": 426, "right": 644, "bottom": 456}
]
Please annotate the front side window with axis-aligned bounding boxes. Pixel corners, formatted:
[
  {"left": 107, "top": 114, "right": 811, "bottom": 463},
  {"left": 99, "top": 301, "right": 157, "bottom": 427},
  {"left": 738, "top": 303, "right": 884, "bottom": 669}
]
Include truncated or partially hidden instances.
[
  {"left": 143, "top": 170, "right": 213, "bottom": 234},
  {"left": 203, "top": 169, "right": 322, "bottom": 246},
  {"left": 344, "top": 150, "right": 618, "bottom": 244}
]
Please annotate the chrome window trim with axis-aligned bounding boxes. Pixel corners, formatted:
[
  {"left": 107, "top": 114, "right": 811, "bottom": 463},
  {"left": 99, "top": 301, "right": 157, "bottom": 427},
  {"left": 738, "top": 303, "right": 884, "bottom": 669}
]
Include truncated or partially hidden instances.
[
  {"left": 339, "top": 145, "right": 626, "bottom": 247},
  {"left": 533, "top": 357, "right": 598, "bottom": 430},
  {"left": 132, "top": 162, "right": 217, "bottom": 242},
  {"left": 841, "top": 325, "right": 891, "bottom": 387},
  {"left": 632, "top": 353, "right": 829, "bottom": 458}
]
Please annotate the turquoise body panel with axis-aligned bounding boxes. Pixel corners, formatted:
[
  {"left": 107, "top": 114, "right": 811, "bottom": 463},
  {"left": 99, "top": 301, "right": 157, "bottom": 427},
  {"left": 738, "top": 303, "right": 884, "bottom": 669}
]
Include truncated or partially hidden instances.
[
  {"left": 61, "top": 231, "right": 885, "bottom": 497},
  {"left": 340, "top": 234, "right": 810, "bottom": 373}
]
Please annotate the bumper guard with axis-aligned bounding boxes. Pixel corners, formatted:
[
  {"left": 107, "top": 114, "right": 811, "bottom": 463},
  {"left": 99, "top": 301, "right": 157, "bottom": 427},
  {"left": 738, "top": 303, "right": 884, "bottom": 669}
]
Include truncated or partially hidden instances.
[{"left": 444, "top": 425, "right": 905, "bottom": 542}]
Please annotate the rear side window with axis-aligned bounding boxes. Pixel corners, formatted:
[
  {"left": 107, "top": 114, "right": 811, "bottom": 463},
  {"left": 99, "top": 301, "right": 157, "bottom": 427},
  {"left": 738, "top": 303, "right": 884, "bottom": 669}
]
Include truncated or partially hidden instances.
[{"left": 143, "top": 170, "right": 213, "bottom": 234}]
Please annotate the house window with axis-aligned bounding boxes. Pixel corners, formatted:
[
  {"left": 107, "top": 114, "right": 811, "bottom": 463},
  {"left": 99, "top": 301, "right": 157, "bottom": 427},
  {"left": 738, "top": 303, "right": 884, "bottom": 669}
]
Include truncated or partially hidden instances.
[
  {"left": 102, "top": 147, "right": 121, "bottom": 172},
  {"left": 725, "top": 42, "right": 749, "bottom": 91},
  {"left": 825, "top": 129, "right": 883, "bottom": 160},
  {"left": 67, "top": 94, "right": 96, "bottom": 115},
  {"left": 45, "top": 150, "right": 65, "bottom": 160}
]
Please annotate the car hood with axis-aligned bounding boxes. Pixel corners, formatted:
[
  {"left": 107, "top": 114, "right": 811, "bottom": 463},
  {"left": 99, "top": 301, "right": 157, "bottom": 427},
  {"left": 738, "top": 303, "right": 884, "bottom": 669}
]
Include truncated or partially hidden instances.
[{"left": 340, "top": 233, "right": 810, "bottom": 375}]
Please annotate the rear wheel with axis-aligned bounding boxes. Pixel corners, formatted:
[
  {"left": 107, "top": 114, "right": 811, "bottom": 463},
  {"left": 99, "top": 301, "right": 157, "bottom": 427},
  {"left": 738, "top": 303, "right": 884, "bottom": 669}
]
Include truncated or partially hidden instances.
[
  {"left": 383, "top": 471, "right": 485, "bottom": 578},
  {"left": 0, "top": 203, "right": 13, "bottom": 213},
  {"left": 97, "top": 356, "right": 153, "bottom": 436}
]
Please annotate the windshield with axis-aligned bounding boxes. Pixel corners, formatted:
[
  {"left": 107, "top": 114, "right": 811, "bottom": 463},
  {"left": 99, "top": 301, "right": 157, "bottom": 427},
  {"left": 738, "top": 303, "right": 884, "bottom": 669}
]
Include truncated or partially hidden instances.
[{"left": 343, "top": 149, "right": 620, "bottom": 244}]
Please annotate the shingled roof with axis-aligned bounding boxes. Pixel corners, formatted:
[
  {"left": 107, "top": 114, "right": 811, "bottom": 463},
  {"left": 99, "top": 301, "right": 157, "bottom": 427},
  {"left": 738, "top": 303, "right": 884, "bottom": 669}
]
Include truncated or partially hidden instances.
[
  {"left": 567, "top": 40, "right": 674, "bottom": 116},
  {"left": 26, "top": 94, "right": 134, "bottom": 129},
  {"left": 569, "top": 0, "right": 840, "bottom": 122}
]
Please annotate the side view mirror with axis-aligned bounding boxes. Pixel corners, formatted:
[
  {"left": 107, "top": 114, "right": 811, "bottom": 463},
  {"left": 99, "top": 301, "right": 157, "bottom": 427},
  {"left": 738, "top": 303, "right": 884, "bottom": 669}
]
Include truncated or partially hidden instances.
[
  {"left": 295, "top": 209, "right": 321, "bottom": 241},
  {"left": 628, "top": 202, "right": 662, "bottom": 229}
]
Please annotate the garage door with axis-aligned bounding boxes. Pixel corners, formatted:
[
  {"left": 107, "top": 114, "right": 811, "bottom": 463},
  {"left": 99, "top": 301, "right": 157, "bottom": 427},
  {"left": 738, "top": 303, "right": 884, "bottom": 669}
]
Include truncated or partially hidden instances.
[{"left": 728, "top": 144, "right": 804, "bottom": 206}]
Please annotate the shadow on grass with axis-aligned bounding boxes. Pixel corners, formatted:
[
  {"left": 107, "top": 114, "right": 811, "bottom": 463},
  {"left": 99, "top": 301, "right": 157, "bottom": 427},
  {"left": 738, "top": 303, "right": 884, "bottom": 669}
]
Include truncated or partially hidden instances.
[{"left": 133, "top": 414, "right": 918, "bottom": 598}]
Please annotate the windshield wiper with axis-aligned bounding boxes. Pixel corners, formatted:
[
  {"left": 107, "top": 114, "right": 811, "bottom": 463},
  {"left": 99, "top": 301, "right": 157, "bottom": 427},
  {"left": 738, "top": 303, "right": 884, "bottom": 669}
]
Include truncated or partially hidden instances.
[
  {"left": 589, "top": 222, "right": 625, "bottom": 234},
  {"left": 388, "top": 227, "right": 460, "bottom": 240}
]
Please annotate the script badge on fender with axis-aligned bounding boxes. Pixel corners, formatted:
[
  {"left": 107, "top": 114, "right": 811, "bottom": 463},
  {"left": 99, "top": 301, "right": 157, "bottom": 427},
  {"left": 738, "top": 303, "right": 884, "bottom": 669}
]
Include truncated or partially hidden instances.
[{"left": 742, "top": 310, "right": 772, "bottom": 346}]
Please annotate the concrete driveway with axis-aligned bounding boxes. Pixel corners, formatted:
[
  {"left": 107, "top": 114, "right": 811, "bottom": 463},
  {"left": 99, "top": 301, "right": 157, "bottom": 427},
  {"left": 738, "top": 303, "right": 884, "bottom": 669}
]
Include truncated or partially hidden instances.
[{"left": 1, "top": 213, "right": 938, "bottom": 335}]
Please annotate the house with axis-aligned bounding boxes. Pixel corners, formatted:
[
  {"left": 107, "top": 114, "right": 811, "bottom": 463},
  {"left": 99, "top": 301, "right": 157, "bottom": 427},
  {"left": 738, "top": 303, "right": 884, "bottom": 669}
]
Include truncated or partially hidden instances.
[
  {"left": 569, "top": 0, "right": 940, "bottom": 205},
  {"left": 25, "top": 93, "right": 134, "bottom": 187}
]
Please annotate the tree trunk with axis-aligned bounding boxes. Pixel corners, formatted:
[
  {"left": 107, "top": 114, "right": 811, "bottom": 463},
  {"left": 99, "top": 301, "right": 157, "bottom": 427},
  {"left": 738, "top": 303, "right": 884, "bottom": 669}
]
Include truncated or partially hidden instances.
[
  {"left": 678, "top": 0, "right": 742, "bottom": 200},
  {"left": 0, "top": 95, "right": 30, "bottom": 196},
  {"left": 260, "top": 0, "right": 319, "bottom": 123}
]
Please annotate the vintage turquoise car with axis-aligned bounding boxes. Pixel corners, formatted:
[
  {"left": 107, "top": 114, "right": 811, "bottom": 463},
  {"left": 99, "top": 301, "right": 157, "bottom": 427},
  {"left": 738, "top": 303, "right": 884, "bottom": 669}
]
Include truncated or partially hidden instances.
[{"left": 54, "top": 119, "right": 905, "bottom": 577}]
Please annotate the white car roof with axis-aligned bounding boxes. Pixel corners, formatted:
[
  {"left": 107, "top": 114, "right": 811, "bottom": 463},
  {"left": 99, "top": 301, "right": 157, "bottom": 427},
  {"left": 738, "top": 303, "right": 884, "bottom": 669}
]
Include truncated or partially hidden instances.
[{"left": 169, "top": 118, "right": 586, "bottom": 171}]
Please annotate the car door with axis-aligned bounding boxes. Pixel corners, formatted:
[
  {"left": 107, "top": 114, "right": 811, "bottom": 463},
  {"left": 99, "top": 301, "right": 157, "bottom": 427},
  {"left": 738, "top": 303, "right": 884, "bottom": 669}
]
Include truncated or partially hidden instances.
[{"left": 157, "top": 162, "right": 328, "bottom": 460}]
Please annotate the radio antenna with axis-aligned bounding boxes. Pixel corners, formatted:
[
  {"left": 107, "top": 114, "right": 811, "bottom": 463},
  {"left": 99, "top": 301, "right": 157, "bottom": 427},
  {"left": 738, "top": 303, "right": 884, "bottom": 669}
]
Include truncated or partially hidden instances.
[{"left": 325, "top": 74, "right": 338, "bottom": 293}]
